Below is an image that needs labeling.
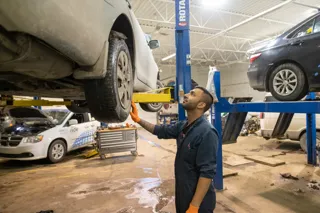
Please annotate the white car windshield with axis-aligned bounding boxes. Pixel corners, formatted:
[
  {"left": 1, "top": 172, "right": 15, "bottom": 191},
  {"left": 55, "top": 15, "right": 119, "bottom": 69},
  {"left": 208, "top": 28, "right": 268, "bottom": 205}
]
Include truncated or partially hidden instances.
[
  {"left": 43, "top": 109, "right": 70, "bottom": 125},
  {"left": 1, "top": 107, "right": 54, "bottom": 127}
]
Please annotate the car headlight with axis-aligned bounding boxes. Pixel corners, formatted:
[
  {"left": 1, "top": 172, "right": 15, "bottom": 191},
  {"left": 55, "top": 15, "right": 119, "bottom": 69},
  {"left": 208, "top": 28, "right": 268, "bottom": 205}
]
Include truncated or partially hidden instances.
[{"left": 22, "top": 135, "right": 44, "bottom": 143}]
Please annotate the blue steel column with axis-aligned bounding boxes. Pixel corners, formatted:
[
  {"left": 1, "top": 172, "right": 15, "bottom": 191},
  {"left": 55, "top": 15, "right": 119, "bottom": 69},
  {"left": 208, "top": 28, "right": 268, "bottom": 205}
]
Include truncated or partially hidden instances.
[
  {"left": 213, "top": 71, "right": 223, "bottom": 190},
  {"left": 175, "top": 0, "right": 191, "bottom": 121},
  {"left": 306, "top": 92, "right": 317, "bottom": 165}
]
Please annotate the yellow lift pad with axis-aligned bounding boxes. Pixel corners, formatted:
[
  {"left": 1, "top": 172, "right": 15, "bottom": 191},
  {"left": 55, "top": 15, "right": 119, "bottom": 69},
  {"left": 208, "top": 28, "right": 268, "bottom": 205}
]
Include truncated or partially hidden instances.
[
  {"left": 133, "top": 87, "right": 172, "bottom": 103},
  {"left": 0, "top": 88, "right": 173, "bottom": 107}
]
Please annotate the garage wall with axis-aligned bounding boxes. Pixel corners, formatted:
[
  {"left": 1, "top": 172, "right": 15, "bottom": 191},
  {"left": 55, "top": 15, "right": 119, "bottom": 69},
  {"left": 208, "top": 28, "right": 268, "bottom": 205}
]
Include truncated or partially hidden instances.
[
  {"left": 159, "top": 63, "right": 266, "bottom": 101},
  {"left": 219, "top": 63, "right": 266, "bottom": 101},
  {"left": 159, "top": 64, "right": 209, "bottom": 87}
]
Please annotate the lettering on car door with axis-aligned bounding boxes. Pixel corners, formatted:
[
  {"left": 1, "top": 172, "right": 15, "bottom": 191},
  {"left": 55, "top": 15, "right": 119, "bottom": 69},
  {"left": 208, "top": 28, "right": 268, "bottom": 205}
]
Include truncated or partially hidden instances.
[{"left": 69, "top": 113, "right": 96, "bottom": 150}]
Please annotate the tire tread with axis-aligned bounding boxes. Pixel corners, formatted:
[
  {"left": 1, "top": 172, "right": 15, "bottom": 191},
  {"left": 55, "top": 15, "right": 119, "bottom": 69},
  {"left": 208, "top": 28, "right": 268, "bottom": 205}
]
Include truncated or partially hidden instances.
[{"left": 85, "top": 35, "right": 133, "bottom": 122}]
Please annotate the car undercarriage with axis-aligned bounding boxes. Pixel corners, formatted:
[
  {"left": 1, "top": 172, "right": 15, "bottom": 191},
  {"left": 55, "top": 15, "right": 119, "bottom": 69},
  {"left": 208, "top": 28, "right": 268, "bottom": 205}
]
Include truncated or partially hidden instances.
[
  {"left": 0, "top": 74, "right": 86, "bottom": 100},
  {"left": 0, "top": 27, "right": 86, "bottom": 99}
]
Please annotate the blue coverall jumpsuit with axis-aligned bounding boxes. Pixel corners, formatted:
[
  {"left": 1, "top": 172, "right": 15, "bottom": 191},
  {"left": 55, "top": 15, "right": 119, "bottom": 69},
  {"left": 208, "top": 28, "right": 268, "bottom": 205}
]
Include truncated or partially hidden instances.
[{"left": 153, "top": 116, "right": 219, "bottom": 213}]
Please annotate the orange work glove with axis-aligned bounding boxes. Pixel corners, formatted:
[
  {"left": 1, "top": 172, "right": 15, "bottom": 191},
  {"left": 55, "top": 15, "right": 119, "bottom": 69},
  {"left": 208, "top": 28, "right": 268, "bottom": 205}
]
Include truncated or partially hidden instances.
[
  {"left": 130, "top": 101, "right": 141, "bottom": 123},
  {"left": 186, "top": 204, "right": 199, "bottom": 213}
]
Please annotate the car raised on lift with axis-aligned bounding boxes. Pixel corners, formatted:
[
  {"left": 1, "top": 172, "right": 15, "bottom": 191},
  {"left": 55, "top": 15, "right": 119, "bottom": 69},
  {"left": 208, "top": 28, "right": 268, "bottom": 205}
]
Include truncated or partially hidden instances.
[
  {"left": 248, "top": 12, "right": 320, "bottom": 101},
  {"left": 0, "top": 0, "right": 162, "bottom": 122}
]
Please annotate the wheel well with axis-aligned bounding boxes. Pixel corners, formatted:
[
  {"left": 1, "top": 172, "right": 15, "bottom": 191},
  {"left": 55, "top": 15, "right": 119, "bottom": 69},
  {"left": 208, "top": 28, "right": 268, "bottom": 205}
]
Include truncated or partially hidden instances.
[
  {"left": 298, "top": 129, "right": 320, "bottom": 139},
  {"left": 265, "top": 59, "right": 308, "bottom": 91},
  {"left": 48, "top": 138, "right": 68, "bottom": 154},
  {"left": 111, "top": 14, "right": 135, "bottom": 74}
]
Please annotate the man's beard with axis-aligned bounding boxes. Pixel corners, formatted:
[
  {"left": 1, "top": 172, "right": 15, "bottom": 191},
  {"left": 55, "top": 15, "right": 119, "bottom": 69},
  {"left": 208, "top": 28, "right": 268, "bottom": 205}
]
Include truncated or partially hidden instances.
[{"left": 182, "top": 102, "right": 197, "bottom": 110}]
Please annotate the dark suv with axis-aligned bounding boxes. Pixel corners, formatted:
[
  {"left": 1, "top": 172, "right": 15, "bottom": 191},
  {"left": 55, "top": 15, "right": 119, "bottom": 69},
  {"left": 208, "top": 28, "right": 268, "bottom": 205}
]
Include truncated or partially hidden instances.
[{"left": 248, "top": 12, "right": 320, "bottom": 101}]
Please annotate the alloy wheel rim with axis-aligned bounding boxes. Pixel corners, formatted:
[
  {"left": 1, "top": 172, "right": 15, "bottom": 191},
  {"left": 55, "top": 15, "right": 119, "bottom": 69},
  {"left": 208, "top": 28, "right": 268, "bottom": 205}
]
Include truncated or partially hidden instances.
[
  {"left": 273, "top": 69, "right": 298, "bottom": 96},
  {"left": 52, "top": 144, "right": 64, "bottom": 160},
  {"left": 117, "top": 51, "right": 131, "bottom": 108}
]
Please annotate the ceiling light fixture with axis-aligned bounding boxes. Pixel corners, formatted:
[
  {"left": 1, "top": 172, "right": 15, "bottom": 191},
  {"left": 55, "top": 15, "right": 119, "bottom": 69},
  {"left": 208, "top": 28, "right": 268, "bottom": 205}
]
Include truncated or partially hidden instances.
[
  {"left": 162, "top": 53, "right": 176, "bottom": 61},
  {"left": 201, "top": 0, "right": 226, "bottom": 8}
]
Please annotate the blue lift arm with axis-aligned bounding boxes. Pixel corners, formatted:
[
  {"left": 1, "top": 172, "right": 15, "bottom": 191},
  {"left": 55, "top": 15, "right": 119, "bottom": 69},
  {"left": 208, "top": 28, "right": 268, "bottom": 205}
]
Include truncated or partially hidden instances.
[{"left": 213, "top": 70, "right": 318, "bottom": 190}]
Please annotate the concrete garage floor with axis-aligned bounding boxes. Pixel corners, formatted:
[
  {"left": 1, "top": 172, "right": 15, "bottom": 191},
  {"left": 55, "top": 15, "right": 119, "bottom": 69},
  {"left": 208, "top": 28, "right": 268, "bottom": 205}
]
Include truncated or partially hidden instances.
[{"left": 1, "top": 130, "right": 320, "bottom": 213}]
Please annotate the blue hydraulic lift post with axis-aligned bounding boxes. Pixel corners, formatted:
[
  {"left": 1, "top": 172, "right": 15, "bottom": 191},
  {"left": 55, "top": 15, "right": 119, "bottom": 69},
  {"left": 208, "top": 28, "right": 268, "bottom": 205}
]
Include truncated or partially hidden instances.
[
  {"left": 175, "top": 0, "right": 191, "bottom": 121},
  {"left": 306, "top": 92, "right": 317, "bottom": 165},
  {"left": 213, "top": 71, "right": 224, "bottom": 190}
]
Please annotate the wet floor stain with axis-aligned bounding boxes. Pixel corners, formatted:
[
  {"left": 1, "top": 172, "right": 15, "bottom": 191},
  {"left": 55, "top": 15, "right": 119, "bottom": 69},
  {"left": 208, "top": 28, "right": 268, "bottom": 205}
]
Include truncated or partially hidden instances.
[
  {"left": 136, "top": 166, "right": 154, "bottom": 174},
  {"left": 71, "top": 187, "right": 111, "bottom": 195},
  {"left": 115, "top": 206, "right": 135, "bottom": 213},
  {"left": 68, "top": 179, "right": 136, "bottom": 199},
  {"left": 73, "top": 190, "right": 88, "bottom": 195},
  {"left": 149, "top": 179, "right": 175, "bottom": 212},
  {"left": 68, "top": 178, "right": 175, "bottom": 212},
  {"left": 139, "top": 135, "right": 175, "bottom": 154},
  {"left": 126, "top": 178, "right": 162, "bottom": 212}
]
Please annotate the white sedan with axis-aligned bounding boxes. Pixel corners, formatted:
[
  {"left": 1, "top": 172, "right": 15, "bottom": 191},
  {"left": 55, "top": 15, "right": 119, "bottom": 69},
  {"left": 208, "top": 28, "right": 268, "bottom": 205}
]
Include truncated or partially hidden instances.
[{"left": 0, "top": 0, "right": 162, "bottom": 122}]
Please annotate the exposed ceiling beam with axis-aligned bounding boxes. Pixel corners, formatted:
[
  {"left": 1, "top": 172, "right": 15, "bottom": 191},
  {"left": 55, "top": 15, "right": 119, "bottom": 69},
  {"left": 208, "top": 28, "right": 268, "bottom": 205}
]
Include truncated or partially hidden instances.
[
  {"left": 189, "top": 30, "right": 255, "bottom": 41},
  {"left": 161, "top": 44, "right": 248, "bottom": 53},
  {"left": 192, "top": 0, "right": 293, "bottom": 48},
  {"left": 147, "top": 0, "right": 166, "bottom": 21},
  {"left": 138, "top": 18, "right": 266, "bottom": 40},
  {"left": 159, "top": 57, "right": 232, "bottom": 64},
  {"left": 153, "top": 0, "right": 295, "bottom": 26},
  {"left": 147, "top": 0, "right": 293, "bottom": 61},
  {"left": 133, "top": 0, "right": 143, "bottom": 12},
  {"left": 286, "top": 0, "right": 320, "bottom": 9},
  {"left": 138, "top": 18, "right": 223, "bottom": 31}
]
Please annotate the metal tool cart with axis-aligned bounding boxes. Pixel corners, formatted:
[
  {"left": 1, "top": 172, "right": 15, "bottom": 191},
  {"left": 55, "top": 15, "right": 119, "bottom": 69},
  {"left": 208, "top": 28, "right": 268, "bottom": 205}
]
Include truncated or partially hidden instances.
[{"left": 96, "top": 127, "right": 138, "bottom": 159}]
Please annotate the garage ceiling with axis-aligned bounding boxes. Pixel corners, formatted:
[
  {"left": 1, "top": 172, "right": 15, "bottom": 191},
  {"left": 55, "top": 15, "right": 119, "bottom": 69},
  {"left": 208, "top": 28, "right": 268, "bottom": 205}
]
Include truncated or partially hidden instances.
[{"left": 131, "top": 0, "right": 320, "bottom": 66}]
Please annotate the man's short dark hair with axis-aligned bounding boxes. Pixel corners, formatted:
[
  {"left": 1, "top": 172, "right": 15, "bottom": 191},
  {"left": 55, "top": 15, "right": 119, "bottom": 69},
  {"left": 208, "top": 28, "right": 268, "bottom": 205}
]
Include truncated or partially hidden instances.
[{"left": 195, "top": 86, "right": 214, "bottom": 112}]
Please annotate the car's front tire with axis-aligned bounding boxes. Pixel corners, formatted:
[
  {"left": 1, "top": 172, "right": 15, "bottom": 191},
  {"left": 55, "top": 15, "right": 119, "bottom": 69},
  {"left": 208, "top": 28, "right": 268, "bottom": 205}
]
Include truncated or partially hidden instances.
[
  {"left": 47, "top": 140, "right": 66, "bottom": 163},
  {"left": 84, "top": 32, "right": 133, "bottom": 122},
  {"left": 269, "top": 63, "right": 308, "bottom": 101},
  {"left": 299, "top": 132, "right": 320, "bottom": 152}
]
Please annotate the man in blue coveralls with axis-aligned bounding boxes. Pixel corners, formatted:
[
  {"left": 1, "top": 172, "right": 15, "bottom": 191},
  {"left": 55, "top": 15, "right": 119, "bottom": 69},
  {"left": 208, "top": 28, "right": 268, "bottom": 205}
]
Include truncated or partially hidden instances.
[{"left": 130, "top": 86, "right": 218, "bottom": 213}]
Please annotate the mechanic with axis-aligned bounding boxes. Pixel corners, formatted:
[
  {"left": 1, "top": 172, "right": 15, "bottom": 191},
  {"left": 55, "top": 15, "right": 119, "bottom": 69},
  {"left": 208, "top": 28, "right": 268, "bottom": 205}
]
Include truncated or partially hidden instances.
[{"left": 130, "top": 86, "right": 218, "bottom": 213}]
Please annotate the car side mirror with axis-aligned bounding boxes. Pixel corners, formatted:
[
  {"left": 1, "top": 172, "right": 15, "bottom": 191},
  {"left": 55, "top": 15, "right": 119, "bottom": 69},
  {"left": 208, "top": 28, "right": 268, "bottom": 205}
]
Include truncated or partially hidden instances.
[
  {"left": 149, "top": 40, "right": 160, "bottom": 49},
  {"left": 68, "top": 119, "right": 78, "bottom": 126}
]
